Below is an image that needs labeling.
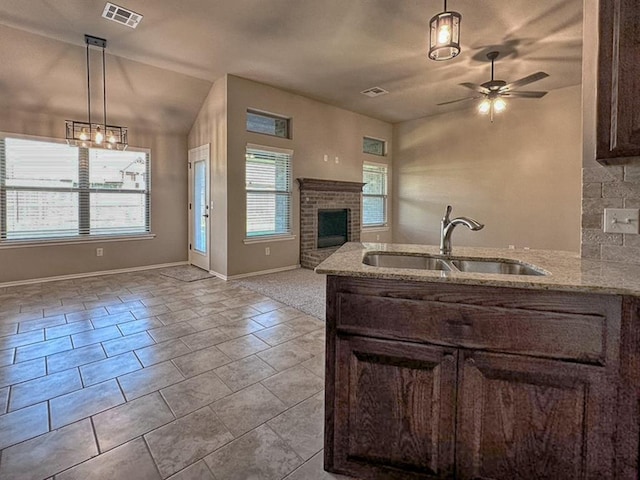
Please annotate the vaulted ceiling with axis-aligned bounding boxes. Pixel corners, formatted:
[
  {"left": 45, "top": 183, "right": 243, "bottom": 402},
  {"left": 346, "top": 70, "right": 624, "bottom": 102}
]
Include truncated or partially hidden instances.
[{"left": 0, "top": 0, "right": 583, "bottom": 131}]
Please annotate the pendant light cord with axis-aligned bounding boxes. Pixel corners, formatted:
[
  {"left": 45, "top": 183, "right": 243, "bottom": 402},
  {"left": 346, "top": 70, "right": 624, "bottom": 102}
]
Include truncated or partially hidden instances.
[
  {"left": 102, "top": 46, "right": 107, "bottom": 131},
  {"left": 86, "top": 42, "right": 91, "bottom": 127}
]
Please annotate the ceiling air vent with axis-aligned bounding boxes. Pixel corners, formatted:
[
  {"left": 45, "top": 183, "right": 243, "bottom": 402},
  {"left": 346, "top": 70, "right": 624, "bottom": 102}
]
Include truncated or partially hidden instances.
[
  {"left": 360, "top": 87, "right": 389, "bottom": 98},
  {"left": 102, "top": 3, "right": 143, "bottom": 29}
]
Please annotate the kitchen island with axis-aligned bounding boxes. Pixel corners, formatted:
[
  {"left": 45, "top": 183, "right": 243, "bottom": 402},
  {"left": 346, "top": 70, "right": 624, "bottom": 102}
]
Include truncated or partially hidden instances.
[{"left": 316, "top": 243, "right": 640, "bottom": 480}]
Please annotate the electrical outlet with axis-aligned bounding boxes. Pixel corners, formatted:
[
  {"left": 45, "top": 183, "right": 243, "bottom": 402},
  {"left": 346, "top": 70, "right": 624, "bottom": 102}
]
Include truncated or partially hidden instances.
[
  {"left": 96, "top": 248, "right": 104, "bottom": 257},
  {"left": 604, "top": 208, "right": 640, "bottom": 234},
  {"left": 376, "top": 234, "right": 380, "bottom": 241},
  {"left": 265, "top": 247, "right": 270, "bottom": 256}
]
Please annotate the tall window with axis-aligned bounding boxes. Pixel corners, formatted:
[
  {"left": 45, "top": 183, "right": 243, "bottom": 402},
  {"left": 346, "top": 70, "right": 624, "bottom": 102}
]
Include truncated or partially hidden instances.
[
  {"left": 245, "top": 145, "right": 292, "bottom": 238},
  {"left": 0, "top": 135, "right": 150, "bottom": 242},
  {"left": 362, "top": 162, "right": 388, "bottom": 227}
]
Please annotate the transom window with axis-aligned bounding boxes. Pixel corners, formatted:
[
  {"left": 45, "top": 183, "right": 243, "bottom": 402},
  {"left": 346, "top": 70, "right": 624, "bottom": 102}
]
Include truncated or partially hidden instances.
[
  {"left": 363, "top": 137, "right": 386, "bottom": 156},
  {"left": 246, "top": 109, "right": 291, "bottom": 139},
  {"left": 362, "top": 162, "right": 388, "bottom": 227},
  {"left": 0, "top": 135, "right": 150, "bottom": 242},
  {"left": 245, "top": 145, "right": 292, "bottom": 239}
]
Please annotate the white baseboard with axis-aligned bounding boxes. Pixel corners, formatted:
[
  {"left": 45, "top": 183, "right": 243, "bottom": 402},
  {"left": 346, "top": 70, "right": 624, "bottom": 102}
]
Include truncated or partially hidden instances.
[
  {"left": 0, "top": 261, "right": 188, "bottom": 288},
  {"left": 210, "top": 264, "right": 301, "bottom": 281}
]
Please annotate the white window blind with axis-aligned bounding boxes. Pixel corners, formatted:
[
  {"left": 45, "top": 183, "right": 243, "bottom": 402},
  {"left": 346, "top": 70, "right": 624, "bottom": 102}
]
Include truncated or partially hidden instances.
[
  {"left": 362, "top": 162, "right": 388, "bottom": 227},
  {"left": 88, "top": 149, "right": 149, "bottom": 236},
  {"left": 245, "top": 145, "right": 292, "bottom": 238},
  {"left": 0, "top": 136, "right": 150, "bottom": 242}
]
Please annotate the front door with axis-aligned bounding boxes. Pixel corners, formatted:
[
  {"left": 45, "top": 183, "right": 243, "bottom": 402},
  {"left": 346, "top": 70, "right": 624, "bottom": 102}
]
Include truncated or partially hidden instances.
[{"left": 188, "top": 145, "right": 210, "bottom": 271}]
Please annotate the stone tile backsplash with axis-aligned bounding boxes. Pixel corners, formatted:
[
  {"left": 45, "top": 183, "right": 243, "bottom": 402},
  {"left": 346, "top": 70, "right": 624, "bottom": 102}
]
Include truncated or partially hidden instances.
[{"left": 582, "top": 163, "right": 640, "bottom": 263}]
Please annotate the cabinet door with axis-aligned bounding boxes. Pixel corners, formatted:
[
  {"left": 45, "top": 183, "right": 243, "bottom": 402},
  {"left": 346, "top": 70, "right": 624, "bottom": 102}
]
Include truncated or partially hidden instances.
[
  {"left": 456, "top": 351, "right": 615, "bottom": 480},
  {"left": 327, "top": 336, "right": 457, "bottom": 479},
  {"left": 596, "top": 0, "right": 640, "bottom": 163}
]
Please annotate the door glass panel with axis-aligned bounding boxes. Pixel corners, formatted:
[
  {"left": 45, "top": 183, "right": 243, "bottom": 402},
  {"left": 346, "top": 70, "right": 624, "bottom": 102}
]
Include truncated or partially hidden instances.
[{"left": 193, "top": 160, "right": 207, "bottom": 253}]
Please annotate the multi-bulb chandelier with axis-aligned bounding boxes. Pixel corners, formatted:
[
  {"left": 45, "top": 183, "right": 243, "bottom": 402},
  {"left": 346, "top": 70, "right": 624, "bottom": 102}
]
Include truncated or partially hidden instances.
[{"left": 65, "top": 34, "right": 128, "bottom": 150}]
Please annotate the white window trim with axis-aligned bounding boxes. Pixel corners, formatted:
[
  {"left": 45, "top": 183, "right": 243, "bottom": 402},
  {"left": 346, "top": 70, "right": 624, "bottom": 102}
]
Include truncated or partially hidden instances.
[
  {"left": 0, "top": 131, "right": 152, "bottom": 244},
  {"left": 0, "top": 233, "right": 156, "bottom": 249},
  {"left": 362, "top": 160, "right": 390, "bottom": 229},
  {"left": 243, "top": 234, "right": 296, "bottom": 245},
  {"left": 361, "top": 226, "right": 390, "bottom": 233}
]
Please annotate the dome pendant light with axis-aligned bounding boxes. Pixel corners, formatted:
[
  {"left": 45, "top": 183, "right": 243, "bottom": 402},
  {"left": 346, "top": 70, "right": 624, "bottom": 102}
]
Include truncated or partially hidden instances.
[
  {"left": 66, "top": 34, "right": 128, "bottom": 150},
  {"left": 428, "top": 0, "right": 461, "bottom": 61}
]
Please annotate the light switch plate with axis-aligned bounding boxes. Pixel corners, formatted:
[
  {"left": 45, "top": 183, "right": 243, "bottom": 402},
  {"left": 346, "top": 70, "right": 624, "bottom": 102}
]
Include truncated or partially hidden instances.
[{"left": 604, "top": 208, "right": 640, "bottom": 234}]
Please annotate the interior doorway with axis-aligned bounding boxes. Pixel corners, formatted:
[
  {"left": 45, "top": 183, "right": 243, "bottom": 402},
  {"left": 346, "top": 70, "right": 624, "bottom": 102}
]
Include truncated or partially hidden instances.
[{"left": 188, "top": 144, "right": 210, "bottom": 271}]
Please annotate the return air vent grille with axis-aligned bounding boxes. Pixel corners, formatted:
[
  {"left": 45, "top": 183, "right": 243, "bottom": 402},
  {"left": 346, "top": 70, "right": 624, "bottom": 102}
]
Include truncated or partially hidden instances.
[
  {"left": 102, "top": 2, "right": 143, "bottom": 28},
  {"left": 360, "top": 87, "right": 389, "bottom": 98}
]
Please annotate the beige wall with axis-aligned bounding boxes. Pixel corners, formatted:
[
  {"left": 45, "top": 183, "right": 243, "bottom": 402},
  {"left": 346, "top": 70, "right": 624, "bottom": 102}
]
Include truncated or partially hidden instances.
[
  {"left": 192, "top": 75, "right": 393, "bottom": 278},
  {"left": 188, "top": 76, "right": 229, "bottom": 276},
  {"left": 392, "top": 85, "right": 582, "bottom": 252},
  {"left": 580, "top": 1, "right": 640, "bottom": 263},
  {"left": 0, "top": 111, "right": 189, "bottom": 283}
]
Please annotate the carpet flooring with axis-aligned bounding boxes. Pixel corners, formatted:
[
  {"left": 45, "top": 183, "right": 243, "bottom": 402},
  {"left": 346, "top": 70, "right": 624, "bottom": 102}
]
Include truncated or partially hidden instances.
[{"left": 234, "top": 268, "right": 326, "bottom": 320}]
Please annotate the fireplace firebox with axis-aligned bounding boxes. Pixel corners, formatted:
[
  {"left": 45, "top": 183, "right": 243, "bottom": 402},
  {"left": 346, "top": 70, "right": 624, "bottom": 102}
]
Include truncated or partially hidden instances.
[{"left": 318, "top": 209, "right": 349, "bottom": 248}]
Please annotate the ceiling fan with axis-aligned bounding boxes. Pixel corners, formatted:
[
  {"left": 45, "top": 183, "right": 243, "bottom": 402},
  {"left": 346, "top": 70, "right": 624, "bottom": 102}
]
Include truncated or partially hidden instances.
[{"left": 438, "top": 51, "right": 549, "bottom": 120}]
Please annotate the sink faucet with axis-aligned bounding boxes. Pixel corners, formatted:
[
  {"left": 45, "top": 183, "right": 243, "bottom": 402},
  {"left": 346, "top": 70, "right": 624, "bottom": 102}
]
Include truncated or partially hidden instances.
[{"left": 440, "top": 205, "right": 484, "bottom": 256}]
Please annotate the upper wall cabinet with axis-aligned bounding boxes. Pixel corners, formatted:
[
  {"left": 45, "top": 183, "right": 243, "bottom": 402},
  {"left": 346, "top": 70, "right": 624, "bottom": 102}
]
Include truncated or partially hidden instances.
[{"left": 596, "top": 0, "right": 640, "bottom": 164}]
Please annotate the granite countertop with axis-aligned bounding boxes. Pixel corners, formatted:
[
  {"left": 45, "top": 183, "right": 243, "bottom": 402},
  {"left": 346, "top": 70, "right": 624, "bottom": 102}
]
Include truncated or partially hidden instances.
[{"left": 315, "top": 242, "right": 640, "bottom": 296}]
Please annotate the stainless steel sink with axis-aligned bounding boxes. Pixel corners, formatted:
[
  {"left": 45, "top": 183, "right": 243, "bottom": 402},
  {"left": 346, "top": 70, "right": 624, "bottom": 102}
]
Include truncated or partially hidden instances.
[
  {"left": 449, "top": 259, "right": 546, "bottom": 276},
  {"left": 362, "top": 252, "right": 547, "bottom": 276},
  {"left": 362, "top": 253, "right": 451, "bottom": 271}
]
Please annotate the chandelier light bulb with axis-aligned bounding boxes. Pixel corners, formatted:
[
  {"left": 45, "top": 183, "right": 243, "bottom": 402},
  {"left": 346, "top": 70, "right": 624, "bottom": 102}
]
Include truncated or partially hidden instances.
[
  {"left": 79, "top": 128, "right": 89, "bottom": 141},
  {"left": 478, "top": 99, "right": 491, "bottom": 114},
  {"left": 94, "top": 126, "right": 104, "bottom": 144},
  {"left": 107, "top": 131, "right": 116, "bottom": 144}
]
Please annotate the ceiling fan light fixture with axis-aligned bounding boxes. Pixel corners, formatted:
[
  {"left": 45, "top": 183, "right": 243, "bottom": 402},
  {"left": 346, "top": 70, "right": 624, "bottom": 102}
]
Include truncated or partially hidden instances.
[
  {"left": 478, "top": 99, "right": 491, "bottom": 114},
  {"left": 493, "top": 97, "right": 507, "bottom": 112},
  {"left": 428, "top": 1, "right": 461, "bottom": 61}
]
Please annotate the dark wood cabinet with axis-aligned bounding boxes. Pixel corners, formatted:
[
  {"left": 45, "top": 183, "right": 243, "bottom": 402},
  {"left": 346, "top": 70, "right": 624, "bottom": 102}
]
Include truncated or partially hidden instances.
[
  {"left": 324, "top": 276, "right": 636, "bottom": 479},
  {"left": 328, "top": 336, "right": 457, "bottom": 479},
  {"left": 456, "top": 351, "right": 614, "bottom": 479},
  {"left": 596, "top": 0, "right": 640, "bottom": 164}
]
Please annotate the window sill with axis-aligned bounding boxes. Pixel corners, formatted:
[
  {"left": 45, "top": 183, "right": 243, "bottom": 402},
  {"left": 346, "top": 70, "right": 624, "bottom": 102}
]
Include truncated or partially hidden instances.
[
  {"left": 362, "top": 226, "right": 389, "bottom": 233},
  {"left": 243, "top": 234, "right": 296, "bottom": 245},
  {"left": 0, "top": 233, "right": 156, "bottom": 249}
]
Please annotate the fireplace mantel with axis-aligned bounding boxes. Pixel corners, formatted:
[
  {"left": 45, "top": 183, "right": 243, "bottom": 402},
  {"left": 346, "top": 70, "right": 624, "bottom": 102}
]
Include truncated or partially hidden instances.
[{"left": 297, "top": 178, "right": 365, "bottom": 193}]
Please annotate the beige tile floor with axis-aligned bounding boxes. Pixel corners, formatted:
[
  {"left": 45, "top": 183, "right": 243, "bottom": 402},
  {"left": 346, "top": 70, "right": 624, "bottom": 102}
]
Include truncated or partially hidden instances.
[{"left": 0, "top": 269, "right": 355, "bottom": 480}]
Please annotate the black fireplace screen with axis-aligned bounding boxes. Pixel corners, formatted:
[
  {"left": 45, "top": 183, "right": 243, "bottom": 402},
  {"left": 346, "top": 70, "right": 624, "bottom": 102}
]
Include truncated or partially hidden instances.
[{"left": 317, "top": 209, "right": 348, "bottom": 248}]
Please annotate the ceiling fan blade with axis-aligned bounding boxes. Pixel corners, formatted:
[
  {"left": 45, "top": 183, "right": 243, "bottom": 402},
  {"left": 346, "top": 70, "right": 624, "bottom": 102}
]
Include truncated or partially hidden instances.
[
  {"left": 502, "top": 72, "right": 549, "bottom": 91},
  {"left": 437, "top": 96, "right": 481, "bottom": 106},
  {"left": 460, "top": 82, "right": 491, "bottom": 95},
  {"left": 502, "top": 90, "right": 548, "bottom": 98}
]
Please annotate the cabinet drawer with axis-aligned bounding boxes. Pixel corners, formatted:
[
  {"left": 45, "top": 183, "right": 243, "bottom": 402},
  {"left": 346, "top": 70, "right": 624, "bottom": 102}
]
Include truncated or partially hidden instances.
[{"left": 336, "top": 293, "right": 606, "bottom": 364}]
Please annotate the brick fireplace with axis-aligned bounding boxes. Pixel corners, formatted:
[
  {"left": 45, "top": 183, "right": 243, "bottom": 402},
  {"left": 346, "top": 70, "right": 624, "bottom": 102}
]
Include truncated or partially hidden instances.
[{"left": 297, "top": 178, "right": 365, "bottom": 269}]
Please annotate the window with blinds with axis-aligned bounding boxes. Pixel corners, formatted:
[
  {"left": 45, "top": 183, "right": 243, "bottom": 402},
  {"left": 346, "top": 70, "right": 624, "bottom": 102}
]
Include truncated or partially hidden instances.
[
  {"left": 362, "top": 162, "right": 388, "bottom": 227},
  {"left": 245, "top": 145, "right": 292, "bottom": 238},
  {"left": 0, "top": 136, "right": 150, "bottom": 242}
]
